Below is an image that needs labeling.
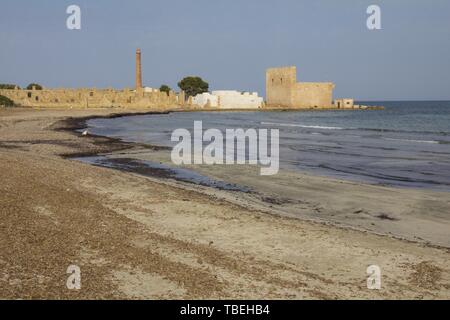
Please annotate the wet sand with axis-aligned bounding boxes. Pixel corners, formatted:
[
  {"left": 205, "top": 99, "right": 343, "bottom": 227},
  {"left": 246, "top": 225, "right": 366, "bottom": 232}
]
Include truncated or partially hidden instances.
[
  {"left": 98, "top": 149, "right": 450, "bottom": 248},
  {"left": 0, "top": 107, "right": 449, "bottom": 299}
]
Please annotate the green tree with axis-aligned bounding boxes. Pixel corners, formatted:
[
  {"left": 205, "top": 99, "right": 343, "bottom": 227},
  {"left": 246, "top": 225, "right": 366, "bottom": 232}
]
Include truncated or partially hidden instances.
[
  {"left": 0, "top": 84, "right": 19, "bottom": 89},
  {"left": 0, "top": 95, "right": 15, "bottom": 107},
  {"left": 26, "top": 83, "right": 43, "bottom": 90},
  {"left": 159, "top": 84, "right": 171, "bottom": 96},
  {"left": 177, "top": 76, "right": 208, "bottom": 98}
]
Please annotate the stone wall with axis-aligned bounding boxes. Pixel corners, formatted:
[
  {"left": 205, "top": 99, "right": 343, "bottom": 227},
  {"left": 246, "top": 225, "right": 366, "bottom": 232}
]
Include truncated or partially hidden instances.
[
  {"left": 293, "top": 82, "right": 334, "bottom": 108},
  {"left": 266, "top": 67, "right": 296, "bottom": 107},
  {"left": 266, "top": 66, "right": 335, "bottom": 108},
  {"left": 0, "top": 87, "right": 181, "bottom": 109}
]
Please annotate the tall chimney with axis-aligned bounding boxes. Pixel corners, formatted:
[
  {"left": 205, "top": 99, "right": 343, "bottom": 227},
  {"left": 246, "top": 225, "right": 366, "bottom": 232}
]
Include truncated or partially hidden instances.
[{"left": 135, "top": 48, "right": 142, "bottom": 90}]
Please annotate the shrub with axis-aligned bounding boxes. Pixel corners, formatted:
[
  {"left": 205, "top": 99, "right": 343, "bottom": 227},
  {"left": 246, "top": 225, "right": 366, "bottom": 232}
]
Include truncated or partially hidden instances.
[
  {"left": 0, "top": 95, "right": 15, "bottom": 107},
  {"left": 159, "top": 85, "right": 171, "bottom": 96},
  {"left": 26, "top": 83, "right": 43, "bottom": 90},
  {"left": 0, "top": 84, "right": 19, "bottom": 90}
]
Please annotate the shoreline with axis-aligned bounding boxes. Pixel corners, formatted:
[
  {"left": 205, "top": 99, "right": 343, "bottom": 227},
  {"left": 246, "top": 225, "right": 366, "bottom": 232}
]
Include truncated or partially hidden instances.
[
  {"left": 1, "top": 107, "right": 449, "bottom": 299},
  {"left": 53, "top": 110, "right": 172, "bottom": 158},
  {"left": 73, "top": 110, "right": 450, "bottom": 248}
]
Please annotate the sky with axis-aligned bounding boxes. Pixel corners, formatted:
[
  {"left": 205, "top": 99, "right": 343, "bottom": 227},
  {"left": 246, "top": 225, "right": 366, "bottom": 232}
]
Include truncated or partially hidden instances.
[{"left": 1, "top": 0, "right": 449, "bottom": 101}]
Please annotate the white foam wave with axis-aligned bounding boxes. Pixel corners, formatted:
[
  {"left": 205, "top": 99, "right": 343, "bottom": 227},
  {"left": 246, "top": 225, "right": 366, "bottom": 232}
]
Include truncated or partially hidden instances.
[
  {"left": 384, "top": 138, "right": 439, "bottom": 144},
  {"left": 261, "top": 121, "right": 344, "bottom": 130}
]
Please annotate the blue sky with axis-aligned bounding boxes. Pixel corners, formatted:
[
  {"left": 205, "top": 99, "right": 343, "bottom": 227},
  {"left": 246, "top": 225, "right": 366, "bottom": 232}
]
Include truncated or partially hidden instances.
[{"left": 1, "top": 0, "right": 449, "bottom": 100}]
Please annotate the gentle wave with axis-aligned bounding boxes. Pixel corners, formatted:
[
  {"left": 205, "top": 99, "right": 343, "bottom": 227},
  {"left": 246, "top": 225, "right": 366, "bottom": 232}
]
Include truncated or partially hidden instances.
[
  {"left": 261, "top": 121, "right": 450, "bottom": 136},
  {"left": 261, "top": 121, "right": 345, "bottom": 130},
  {"left": 354, "top": 127, "right": 449, "bottom": 135},
  {"left": 383, "top": 138, "right": 440, "bottom": 144}
]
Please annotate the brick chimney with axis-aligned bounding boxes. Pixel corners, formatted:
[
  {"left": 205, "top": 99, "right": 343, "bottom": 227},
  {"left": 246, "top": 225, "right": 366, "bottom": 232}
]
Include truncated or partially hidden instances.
[{"left": 135, "top": 48, "right": 142, "bottom": 90}]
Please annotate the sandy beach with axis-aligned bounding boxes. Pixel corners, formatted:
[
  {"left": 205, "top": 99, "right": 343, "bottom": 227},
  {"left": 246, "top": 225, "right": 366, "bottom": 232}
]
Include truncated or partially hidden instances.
[{"left": 0, "top": 107, "right": 449, "bottom": 300}]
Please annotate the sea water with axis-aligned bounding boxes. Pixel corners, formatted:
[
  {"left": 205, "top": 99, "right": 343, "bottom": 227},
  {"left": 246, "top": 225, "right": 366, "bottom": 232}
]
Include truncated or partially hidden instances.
[{"left": 86, "top": 101, "right": 450, "bottom": 191}]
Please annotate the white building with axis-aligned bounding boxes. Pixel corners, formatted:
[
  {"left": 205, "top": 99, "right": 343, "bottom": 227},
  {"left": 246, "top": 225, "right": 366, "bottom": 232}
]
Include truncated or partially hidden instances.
[
  {"left": 192, "top": 92, "right": 219, "bottom": 107},
  {"left": 143, "top": 87, "right": 159, "bottom": 93},
  {"left": 192, "top": 90, "right": 263, "bottom": 109},
  {"left": 334, "top": 98, "right": 354, "bottom": 109}
]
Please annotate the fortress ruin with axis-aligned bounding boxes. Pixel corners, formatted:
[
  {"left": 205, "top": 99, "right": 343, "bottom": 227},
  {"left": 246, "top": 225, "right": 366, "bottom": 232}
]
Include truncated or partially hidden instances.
[
  {"left": 266, "top": 66, "right": 335, "bottom": 109},
  {"left": 0, "top": 52, "right": 376, "bottom": 110},
  {"left": 0, "top": 49, "right": 181, "bottom": 109}
]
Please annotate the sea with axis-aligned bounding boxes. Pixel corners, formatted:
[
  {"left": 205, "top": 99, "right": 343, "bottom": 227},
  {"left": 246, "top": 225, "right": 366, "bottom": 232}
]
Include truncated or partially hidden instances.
[{"left": 85, "top": 101, "right": 450, "bottom": 191}]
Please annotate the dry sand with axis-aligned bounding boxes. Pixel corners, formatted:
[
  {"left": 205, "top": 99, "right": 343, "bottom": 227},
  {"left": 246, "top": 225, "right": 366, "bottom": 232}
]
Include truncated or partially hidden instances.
[{"left": 0, "top": 107, "right": 449, "bottom": 299}]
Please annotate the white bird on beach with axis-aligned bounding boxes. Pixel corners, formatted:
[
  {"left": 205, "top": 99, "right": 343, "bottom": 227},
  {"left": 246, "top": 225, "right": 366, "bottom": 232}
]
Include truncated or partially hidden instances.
[{"left": 82, "top": 130, "right": 89, "bottom": 136}]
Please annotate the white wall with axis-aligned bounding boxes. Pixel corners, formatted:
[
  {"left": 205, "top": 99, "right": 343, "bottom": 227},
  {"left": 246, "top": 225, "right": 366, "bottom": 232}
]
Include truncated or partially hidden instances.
[
  {"left": 192, "top": 92, "right": 219, "bottom": 107},
  {"left": 192, "top": 90, "right": 262, "bottom": 109},
  {"left": 144, "top": 87, "right": 159, "bottom": 93}
]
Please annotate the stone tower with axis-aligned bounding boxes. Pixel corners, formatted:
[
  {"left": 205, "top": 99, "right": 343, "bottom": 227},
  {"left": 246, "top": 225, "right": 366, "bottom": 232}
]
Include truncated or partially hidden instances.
[
  {"left": 266, "top": 66, "right": 334, "bottom": 108},
  {"left": 135, "top": 48, "right": 142, "bottom": 90}
]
